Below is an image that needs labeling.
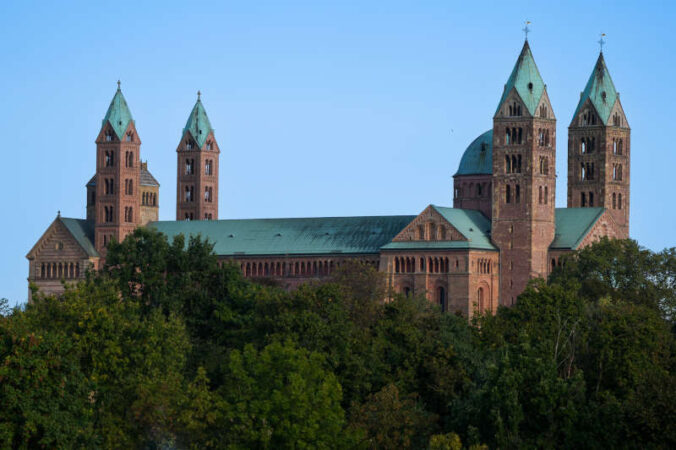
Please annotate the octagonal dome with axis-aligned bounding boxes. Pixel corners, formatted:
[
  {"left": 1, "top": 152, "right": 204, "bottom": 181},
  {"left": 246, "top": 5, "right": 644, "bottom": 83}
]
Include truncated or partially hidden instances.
[{"left": 454, "top": 129, "right": 493, "bottom": 176}]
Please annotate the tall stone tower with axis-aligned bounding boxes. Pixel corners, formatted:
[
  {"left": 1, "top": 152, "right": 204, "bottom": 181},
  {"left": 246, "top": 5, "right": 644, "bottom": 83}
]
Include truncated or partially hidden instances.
[
  {"left": 94, "top": 82, "right": 141, "bottom": 254},
  {"left": 176, "top": 92, "right": 220, "bottom": 221},
  {"left": 491, "top": 41, "right": 556, "bottom": 306},
  {"left": 568, "top": 52, "right": 630, "bottom": 238}
]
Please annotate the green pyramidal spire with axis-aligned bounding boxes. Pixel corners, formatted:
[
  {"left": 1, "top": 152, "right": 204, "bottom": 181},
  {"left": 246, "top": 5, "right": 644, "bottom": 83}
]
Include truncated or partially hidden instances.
[
  {"left": 495, "top": 40, "right": 546, "bottom": 116},
  {"left": 183, "top": 91, "right": 214, "bottom": 149},
  {"left": 572, "top": 52, "right": 618, "bottom": 125},
  {"left": 101, "top": 81, "right": 134, "bottom": 139}
]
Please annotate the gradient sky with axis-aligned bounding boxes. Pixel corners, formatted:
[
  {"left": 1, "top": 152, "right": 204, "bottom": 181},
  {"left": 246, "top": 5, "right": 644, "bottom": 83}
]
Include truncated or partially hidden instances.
[{"left": 1, "top": 1, "right": 674, "bottom": 306}]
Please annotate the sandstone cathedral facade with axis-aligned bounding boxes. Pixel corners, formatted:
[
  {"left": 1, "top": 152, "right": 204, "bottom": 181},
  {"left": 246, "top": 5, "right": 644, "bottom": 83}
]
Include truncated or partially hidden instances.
[{"left": 26, "top": 40, "right": 630, "bottom": 318}]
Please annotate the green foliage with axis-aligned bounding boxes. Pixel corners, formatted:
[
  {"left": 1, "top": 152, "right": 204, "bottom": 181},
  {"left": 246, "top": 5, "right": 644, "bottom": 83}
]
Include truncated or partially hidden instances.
[
  {"left": 216, "top": 341, "right": 352, "bottom": 448},
  {"left": 2, "top": 230, "right": 674, "bottom": 449},
  {"left": 349, "top": 383, "right": 436, "bottom": 449}
]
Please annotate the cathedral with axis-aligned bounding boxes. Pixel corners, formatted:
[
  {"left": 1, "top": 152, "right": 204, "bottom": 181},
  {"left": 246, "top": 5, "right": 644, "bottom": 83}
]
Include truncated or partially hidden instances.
[{"left": 26, "top": 40, "right": 630, "bottom": 317}]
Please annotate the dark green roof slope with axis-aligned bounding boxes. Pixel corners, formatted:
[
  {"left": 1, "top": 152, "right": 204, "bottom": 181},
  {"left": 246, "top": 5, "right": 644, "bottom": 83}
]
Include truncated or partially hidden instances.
[
  {"left": 150, "top": 215, "right": 415, "bottom": 256},
  {"left": 495, "top": 41, "right": 546, "bottom": 116},
  {"left": 102, "top": 86, "right": 134, "bottom": 139},
  {"left": 381, "top": 206, "right": 495, "bottom": 251},
  {"left": 454, "top": 130, "right": 493, "bottom": 176},
  {"left": 551, "top": 207, "right": 605, "bottom": 250},
  {"left": 60, "top": 218, "right": 99, "bottom": 257},
  {"left": 572, "top": 53, "right": 618, "bottom": 125},
  {"left": 183, "top": 97, "right": 214, "bottom": 149}
]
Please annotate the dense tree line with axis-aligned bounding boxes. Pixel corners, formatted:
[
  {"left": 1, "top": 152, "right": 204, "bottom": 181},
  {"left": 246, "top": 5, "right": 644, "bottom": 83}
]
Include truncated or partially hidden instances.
[{"left": 1, "top": 229, "right": 674, "bottom": 448}]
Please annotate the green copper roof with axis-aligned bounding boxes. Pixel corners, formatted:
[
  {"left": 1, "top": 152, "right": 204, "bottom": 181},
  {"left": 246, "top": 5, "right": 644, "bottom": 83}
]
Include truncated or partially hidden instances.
[
  {"left": 60, "top": 218, "right": 99, "bottom": 257},
  {"left": 495, "top": 41, "right": 546, "bottom": 116},
  {"left": 150, "top": 215, "right": 415, "bottom": 256},
  {"left": 102, "top": 86, "right": 134, "bottom": 139},
  {"left": 183, "top": 97, "right": 214, "bottom": 149},
  {"left": 454, "top": 130, "right": 493, "bottom": 176},
  {"left": 551, "top": 207, "right": 605, "bottom": 250},
  {"left": 572, "top": 53, "right": 618, "bottom": 125},
  {"left": 381, "top": 206, "right": 495, "bottom": 251}
]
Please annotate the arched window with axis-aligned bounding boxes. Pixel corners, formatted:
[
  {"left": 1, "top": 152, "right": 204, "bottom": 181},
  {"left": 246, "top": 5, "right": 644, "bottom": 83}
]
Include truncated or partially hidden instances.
[
  {"left": 506, "top": 185, "right": 511, "bottom": 204},
  {"left": 581, "top": 163, "right": 586, "bottom": 181},
  {"left": 395, "top": 258, "right": 400, "bottom": 273},
  {"left": 589, "top": 192, "right": 594, "bottom": 207},
  {"left": 505, "top": 155, "right": 511, "bottom": 173},
  {"left": 618, "top": 139, "right": 623, "bottom": 155},
  {"left": 515, "top": 184, "right": 520, "bottom": 203},
  {"left": 505, "top": 128, "right": 510, "bottom": 145},
  {"left": 125, "top": 132, "right": 133, "bottom": 142},
  {"left": 438, "top": 287, "right": 447, "bottom": 312},
  {"left": 434, "top": 258, "right": 440, "bottom": 273},
  {"left": 612, "top": 193, "right": 617, "bottom": 209},
  {"left": 544, "top": 186, "right": 548, "bottom": 204},
  {"left": 40, "top": 263, "right": 45, "bottom": 279},
  {"left": 618, "top": 193, "right": 622, "bottom": 209},
  {"left": 581, "top": 192, "right": 586, "bottom": 207},
  {"left": 539, "top": 186, "right": 543, "bottom": 204},
  {"left": 105, "top": 129, "right": 114, "bottom": 142},
  {"left": 581, "top": 138, "right": 586, "bottom": 154},
  {"left": 518, "top": 128, "right": 523, "bottom": 144},
  {"left": 511, "top": 155, "right": 517, "bottom": 173},
  {"left": 477, "top": 287, "right": 484, "bottom": 312}
]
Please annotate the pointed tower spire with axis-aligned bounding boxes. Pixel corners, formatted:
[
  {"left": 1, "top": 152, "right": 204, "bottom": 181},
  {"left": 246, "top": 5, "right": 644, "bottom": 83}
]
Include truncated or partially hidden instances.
[
  {"left": 495, "top": 40, "right": 546, "bottom": 117},
  {"left": 101, "top": 82, "right": 134, "bottom": 139},
  {"left": 491, "top": 41, "right": 556, "bottom": 307},
  {"left": 568, "top": 52, "right": 630, "bottom": 238},
  {"left": 94, "top": 83, "right": 142, "bottom": 254},
  {"left": 571, "top": 52, "right": 618, "bottom": 126},
  {"left": 176, "top": 93, "right": 220, "bottom": 221},
  {"left": 182, "top": 92, "right": 214, "bottom": 149}
]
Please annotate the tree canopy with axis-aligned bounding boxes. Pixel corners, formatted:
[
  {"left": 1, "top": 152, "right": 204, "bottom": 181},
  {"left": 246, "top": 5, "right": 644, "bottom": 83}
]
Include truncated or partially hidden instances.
[{"left": 1, "top": 231, "right": 674, "bottom": 448}]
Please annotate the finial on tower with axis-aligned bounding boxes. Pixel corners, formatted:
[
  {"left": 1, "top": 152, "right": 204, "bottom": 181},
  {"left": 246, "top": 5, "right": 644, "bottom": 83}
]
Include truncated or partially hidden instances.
[
  {"left": 598, "top": 33, "right": 606, "bottom": 53},
  {"left": 197, "top": 90, "right": 201, "bottom": 101},
  {"left": 57, "top": 210, "right": 61, "bottom": 217},
  {"left": 523, "top": 21, "right": 531, "bottom": 41},
  {"left": 117, "top": 80, "right": 121, "bottom": 91}
]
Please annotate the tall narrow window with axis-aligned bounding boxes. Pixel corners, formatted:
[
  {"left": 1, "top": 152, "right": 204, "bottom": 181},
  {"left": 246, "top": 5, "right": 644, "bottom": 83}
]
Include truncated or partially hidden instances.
[
  {"left": 589, "top": 192, "right": 594, "bottom": 207},
  {"left": 515, "top": 184, "right": 520, "bottom": 203},
  {"left": 581, "top": 139, "right": 586, "bottom": 154},
  {"left": 544, "top": 186, "right": 548, "bottom": 204},
  {"left": 612, "top": 193, "right": 617, "bottom": 209},
  {"left": 505, "top": 155, "right": 511, "bottom": 173},
  {"left": 539, "top": 186, "right": 543, "bottom": 204},
  {"left": 618, "top": 193, "right": 622, "bottom": 209},
  {"left": 506, "top": 185, "right": 511, "bottom": 204},
  {"left": 581, "top": 192, "right": 586, "bottom": 207}
]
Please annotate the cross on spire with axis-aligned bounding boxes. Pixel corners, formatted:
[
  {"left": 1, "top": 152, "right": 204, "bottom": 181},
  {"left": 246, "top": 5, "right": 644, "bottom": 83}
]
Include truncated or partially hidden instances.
[
  {"left": 197, "top": 90, "right": 201, "bottom": 101},
  {"left": 598, "top": 33, "right": 606, "bottom": 53},
  {"left": 117, "top": 80, "right": 121, "bottom": 90},
  {"left": 523, "top": 21, "right": 531, "bottom": 41}
]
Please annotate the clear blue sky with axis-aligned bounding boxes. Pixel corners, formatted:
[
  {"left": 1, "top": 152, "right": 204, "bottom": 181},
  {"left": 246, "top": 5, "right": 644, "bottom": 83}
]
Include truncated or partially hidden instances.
[{"left": 1, "top": 1, "right": 674, "bottom": 306}]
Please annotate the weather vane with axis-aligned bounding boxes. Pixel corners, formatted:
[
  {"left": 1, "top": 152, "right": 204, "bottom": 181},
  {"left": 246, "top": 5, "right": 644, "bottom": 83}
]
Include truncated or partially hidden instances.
[
  {"left": 523, "top": 21, "right": 531, "bottom": 41},
  {"left": 598, "top": 33, "right": 606, "bottom": 52}
]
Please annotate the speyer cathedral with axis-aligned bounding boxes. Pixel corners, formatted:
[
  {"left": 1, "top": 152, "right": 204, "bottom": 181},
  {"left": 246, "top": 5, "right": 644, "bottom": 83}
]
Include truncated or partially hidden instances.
[{"left": 26, "top": 40, "right": 630, "bottom": 317}]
